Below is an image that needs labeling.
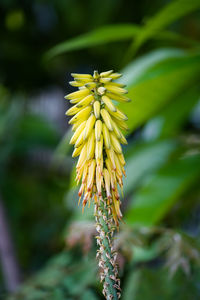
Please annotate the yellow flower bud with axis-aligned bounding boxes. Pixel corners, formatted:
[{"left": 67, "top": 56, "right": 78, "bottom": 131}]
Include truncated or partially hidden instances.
[
  {"left": 93, "top": 101, "right": 100, "bottom": 119},
  {"left": 95, "top": 120, "right": 102, "bottom": 142}
]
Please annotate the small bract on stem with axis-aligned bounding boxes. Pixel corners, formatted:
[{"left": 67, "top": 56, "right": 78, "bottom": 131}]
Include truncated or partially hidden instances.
[{"left": 65, "top": 70, "right": 130, "bottom": 299}]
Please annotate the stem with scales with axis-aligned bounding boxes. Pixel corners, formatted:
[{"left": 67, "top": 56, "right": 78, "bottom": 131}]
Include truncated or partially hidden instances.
[{"left": 94, "top": 192, "right": 121, "bottom": 300}]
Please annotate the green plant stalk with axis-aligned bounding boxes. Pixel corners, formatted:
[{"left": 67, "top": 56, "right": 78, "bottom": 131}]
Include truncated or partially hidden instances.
[{"left": 94, "top": 192, "right": 121, "bottom": 300}]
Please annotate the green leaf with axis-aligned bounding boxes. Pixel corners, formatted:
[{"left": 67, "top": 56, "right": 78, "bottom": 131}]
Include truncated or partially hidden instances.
[
  {"left": 63, "top": 259, "right": 97, "bottom": 296},
  {"left": 44, "top": 23, "right": 198, "bottom": 60},
  {"left": 119, "top": 50, "right": 200, "bottom": 131},
  {"left": 125, "top": 155, "right": 200, "bottom": 226},
  {"left": 124, "top": 140, "right": 177, "bottom": 195},
  {"left": 44, "top": 24, "right": 139, "bottom": 60},
  {"left": 126, "top": 0, "right": 200, "bottom": 57},
  {"left": 121, "top": 48, "right": 185, "bottom": 86},
  {"left": 132, "top": 244, "right": 159, "bottom": 263},
  {"left": 7, "top": 251, "right": 98, "bottom": 299},
  {"left": 123, "top": 270, "right": 141, "bottom": 300},
  {"left": 142, "top": 85, "right": 200, "bottom": 140},
  {"left": 123, "top": 267, "right": 200, "bottom": 300},
  {"left": 158, "top": 85, "right": 200, "bottom": 138}
]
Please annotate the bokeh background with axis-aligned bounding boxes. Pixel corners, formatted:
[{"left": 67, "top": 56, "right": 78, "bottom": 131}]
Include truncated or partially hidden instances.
[{"left": 0, "top": 0, "right": 200, "bottom": 299}]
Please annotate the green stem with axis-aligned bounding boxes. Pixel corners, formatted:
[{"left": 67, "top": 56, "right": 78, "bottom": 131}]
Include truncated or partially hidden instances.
[{"left": 94, "top": 193, "right": 121, "bottom": 300}]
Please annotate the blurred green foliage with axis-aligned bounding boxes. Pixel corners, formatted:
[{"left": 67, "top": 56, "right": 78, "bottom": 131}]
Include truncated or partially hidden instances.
[{"left": 0, "top": 0, "right": 200, "bottom": 299}]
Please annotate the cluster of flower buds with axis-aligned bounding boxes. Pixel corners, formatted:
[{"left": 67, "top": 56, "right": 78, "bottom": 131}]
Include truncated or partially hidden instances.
[{"left": 65, "top": 70, "right": 129, "bottom": 224}]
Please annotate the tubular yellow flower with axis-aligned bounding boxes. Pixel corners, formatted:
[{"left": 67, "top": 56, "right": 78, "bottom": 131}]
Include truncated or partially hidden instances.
[
  {"left": 76, "top": 94, "right": 94, "bottom": 108},
  {"left": 105, "top": 92, "right": 131, "bottom": 103},
  {"left": 87, "top": 129, "right": 95, "bottom": 160},
  {"left": 65, "top": 104, "right": 82, "bottom": 116},
  {"left": 72, "top": 145, "right": 82, "bottom": 157},
  {"left": 84, "top": 113, "right": 96, "bottom": 140},
  {"left": 111, "top": 119, "right": 122, "bottom": 139},
  {"left": 95, "top": 119, "right": 102, "bottom": 141},
  {"left": 69, "top": 121, "right": 86, "bottom": 145},
  {"left": 110, "top": 132, "right": 122, "bottom": 154},
  {"left": 65, "top": 88, "right": 90, "bottom": 100},
  {"left": 102, "top": 123, "right": 111, "bottom": 149},
  {"left": 100, "top": 108, "right": 113, "bottom": 131},
  {"left": 65, "top": 70, "right": 129, "bottom": 223},
  {"left": 102, "top": 95, "right": 117, "bottom": 112},
  {"left": 68, "top": 105, "right": 92, "bottom": 124},
  {"left": 93, "top": 101, "right": 100, "bottom": 118},
  {"left": 103, "top": 168, "right": 112, "bottom": 200}
]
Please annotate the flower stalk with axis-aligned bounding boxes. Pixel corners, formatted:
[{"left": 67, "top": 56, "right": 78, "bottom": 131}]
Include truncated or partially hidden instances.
[
  {"left": 65, "top": 70, "right": 130, "bottom": 299},
  {"left": 95, "top": 192, "right": 121, "bottom": 299}
]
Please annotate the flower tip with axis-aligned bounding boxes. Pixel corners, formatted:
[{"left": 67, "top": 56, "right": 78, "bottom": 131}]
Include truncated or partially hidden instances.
[
  {"left": 97, "top": 87, "right": 106, "bottom": 95},
  {"left": 82, "top": 199, "right": 87, "bottom": 207},
  {"left": 93, "top": 70, "right": 99, "bottom": 79},
  {"left": 100, "top": 70, "right": 113, "bottom": 77}
]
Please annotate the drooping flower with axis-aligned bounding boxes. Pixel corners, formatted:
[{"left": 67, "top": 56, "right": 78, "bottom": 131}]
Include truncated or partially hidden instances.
[{"left": 65, "top": 70, "right": 129, "bottom": 224}]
